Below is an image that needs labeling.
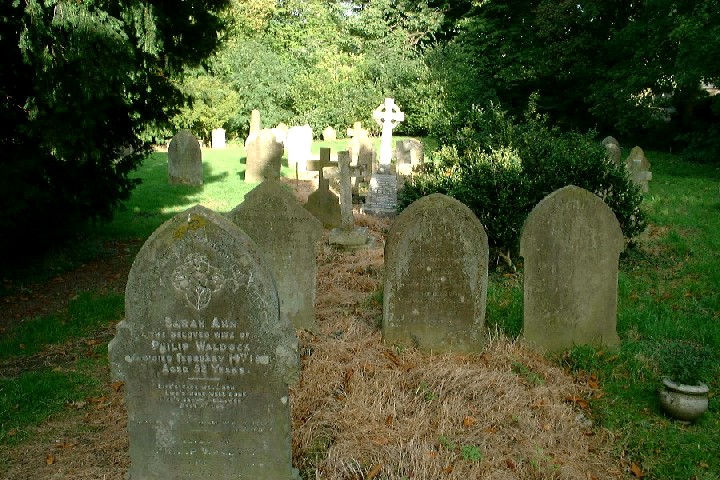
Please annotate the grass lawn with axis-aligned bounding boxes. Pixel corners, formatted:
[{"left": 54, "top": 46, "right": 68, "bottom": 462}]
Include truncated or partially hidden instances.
[{"left": 0, "top": 144, "right": 718, "bottom": 478}]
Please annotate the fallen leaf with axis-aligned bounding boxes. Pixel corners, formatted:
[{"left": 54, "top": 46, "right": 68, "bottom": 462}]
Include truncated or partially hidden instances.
[
  {"left": 86, "top": 339, "right": 99, "bottom": 346},
  {"left": 69, "top": 400, "right": 87, "bottom": 409},
  {"left": 462, "top": 416, "right": 476, "bottom": 428},
  {"left": 385, "top": 415, "right": 393, "bottom": 427},
  {"left": 699, "top": 462, "right": 709, "bottom": 468},
  {"left": 565, "top": 395, "right": 590, "bottom": 410},
  {"left": 442, "top": 464, "right": 454, "bottom": 474},
  {"left": 46, "top": 454, "right": 56, "bottom": 465},
  {"left": 88, "top": 396, "right": 107, "bottom": 404},
  {"left": 483, "top": 425, "right": 499, "bottom": 434},
  {"left": 506, "top": 458, "right": 516, "bottom": 471},
  {"left": 367, "top": 463, "right": 382, "bottom": 479},
  {"left": 7, "top": 428, "right": 17, "bottom": 437},
  {"left": 111, "top": 381, "right": 124, "bottom": 392},
  {"left": 372, "top": 438, "right": 390, "bottom": 446},
  {"left": 630, "top": 463, "right": 644, "bottom": 478}
]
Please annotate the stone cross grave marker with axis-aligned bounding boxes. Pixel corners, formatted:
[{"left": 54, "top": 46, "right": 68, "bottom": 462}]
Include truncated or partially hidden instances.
[
  {"left": 109, "top": 204, "right": 300, "bottom": 479},
  {"left": 328, "top": 151, "right": 370, "bottom": 247},
  {"left": 383, "top": 193, "right": 489, "bottom": 353},
  {"left": 520, "top": 185, "right": 623, "bottom": 352},
  {"left": 626, "top": 146, "right": 652, "bottom": 192},
  {"left": 168, "top": 129, "right": 203, "bottom": 186},
  {"left": 211, "top": 128, "right": 226, "bottom": 149},
  {"left": 304, "top": 147, "right": 341, "bottom": 228},
  {"left": 244, "top": 129, "right": 283, "bottom": 184},
  {"left": 229, "top": 180, "right": 323, "bottom": 331},
  {"left": 372, "top": 98, "right": 404, "bottom": 172},
  {"left": 286, "top": 125, "right": 313, "bottom": 173}
]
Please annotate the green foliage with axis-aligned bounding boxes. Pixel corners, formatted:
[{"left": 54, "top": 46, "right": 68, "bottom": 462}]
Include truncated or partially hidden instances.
[
  {"left": 399, "top": 101, "right": 647, "bottom": 258},
  {"left": 656, "top": 340, "right": 717, "bottom": 386},
  {"left": 0, "top": 0, "right": 230, "bottom": 263}
]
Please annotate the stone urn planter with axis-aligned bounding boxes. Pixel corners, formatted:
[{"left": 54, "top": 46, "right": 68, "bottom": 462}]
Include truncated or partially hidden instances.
[{"left": 658, "top": 378, "right": 709, "bottom": 422}]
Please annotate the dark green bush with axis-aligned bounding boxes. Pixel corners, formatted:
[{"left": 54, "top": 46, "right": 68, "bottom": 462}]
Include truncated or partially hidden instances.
[{"left": 398, "top": 101, "right": 647, "bottom": 262}]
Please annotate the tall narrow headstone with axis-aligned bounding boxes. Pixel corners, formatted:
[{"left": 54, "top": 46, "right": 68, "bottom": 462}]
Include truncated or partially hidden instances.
[
  {"left": 211, "top": 128, "right": 226, "bottom": 149},
  {"left": 625, "top": 146, "right": 652, "bottom": 192},
  {"left": 383, "top": 193, "right": 489, "bottom": 353},
  {"left": 229, "top": 180, "right": 323, "bottom": 331},
  {"left": 372, "top": 98, "right": 404, "bottom": 171},
  {"left": 520, "top": 185, "right": 623, "bottom": 351},
  {"left": 346, "top": 121, "right": 370, "bottom": 164},
  {"left": 109, "top": 205, "right": 300, "bottom": 479},
  {"left": 286, "top": 125, "right": 313, "bottom": 173},
  {"left": 245, "top": 129, "right": 283, "bottom": 184},
  {"left": 168, "top": 129, "right": 203, "bottom": 186},
  {"left": 250, "top": 109, "right": 262, "bottom": 136},
  {"left": 304, "top": 147, "right": 341, "bottom": 228}
]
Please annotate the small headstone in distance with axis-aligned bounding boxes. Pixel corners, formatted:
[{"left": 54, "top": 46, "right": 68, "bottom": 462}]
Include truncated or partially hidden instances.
[{"left": 168, "top": 129, "right": 203, "bottom": 186}]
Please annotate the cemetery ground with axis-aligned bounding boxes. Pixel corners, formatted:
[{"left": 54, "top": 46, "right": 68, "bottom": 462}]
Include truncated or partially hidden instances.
[{"left": 0, "top": 143, "right": 718, "bottom": 479}]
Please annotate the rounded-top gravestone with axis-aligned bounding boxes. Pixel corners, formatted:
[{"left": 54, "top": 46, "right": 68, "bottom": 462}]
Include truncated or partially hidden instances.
[
  {"left": 383, "top": 193, "right": 489, "bottom": 353},
  {"left": 520, "top": 185, "right": 623, "bottom": 352},
  {"left": 168, "top": 129, "right": 203, "bottom": 186},
  {"left": 109, "top": 205, "right": 300, "bottom": 479}
]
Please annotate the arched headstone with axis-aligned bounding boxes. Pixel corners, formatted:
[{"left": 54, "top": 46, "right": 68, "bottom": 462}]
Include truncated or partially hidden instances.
[
  {"left": 520, "top": 185, "right": 623, "bottom": 351},
  {"left": 168, "top": 129, "right": 202, "bottom": 185},
  {"left": 245, "top": 129, "right": 283, "bottom": 184},
  {"left": 109, "top": 205, "right": 299, "bottom": 479},
  {"left": 383, "top": 193, "right": 489, "bottom": 353},
  {"left": 229, "top": 180, "right": 323, "bottom": 331}
]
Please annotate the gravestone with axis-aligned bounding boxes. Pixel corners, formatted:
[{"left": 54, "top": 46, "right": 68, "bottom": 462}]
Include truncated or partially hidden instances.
[
  {"left": 372, "top": 98, "right": 404, "bottom": 172},
  {"left": 229, "top": 180, "right": 323, "bottom": 331},
  {"left": 109, "top": 205, "right": 300, "bottom": 479},
  {"left": 625, "top": 146, "right": 652, "bottom": 192},
  {"left": 328, "top": 151, "right": 370, "bottom": 247},
  {"left": 347, "top": 121, "right": 370, "bottom": 164},
  {"left": 168, "top": 129, "right": 203, "bottom": 186},
  {"left": 362, "top": 173, "right": 398, "bottom": 217},
  {"left": 304, "top": 147, "right": 341, "bottom": 228},
  {"left": 211, "top": 128, "right": 226, "bottom": 149},
  {"left": 520, "top": 185, "right": 623, "bottom": 352},
  {"left": 601, "top": 136, "right": 620, "bottom": 148},
  {"left": 245, "top": 129, "right": 283, "bottom": 184},
  {"left": 272, "top": 123, "right": 289, "bottom": 145},
  {"left": 322, "top": 126, "right": 337, "bottom": 142},
  {"left": 250, "top": 109, "right": 261, "bottom": 136},
  {"left": 604, "top": 142, "right": 622, "bottom": 166},
  {"left": 286, "top": 125, "right": 313, "bottom": 173},
  {"left": 395, "top": 138, "right": 424, "bottom": 176},
  {"left": 383, "top": 193, "right": 489, "bottom": 353},
  {"left": 244, "top": 109, "right": 263, "bottom": 147}
]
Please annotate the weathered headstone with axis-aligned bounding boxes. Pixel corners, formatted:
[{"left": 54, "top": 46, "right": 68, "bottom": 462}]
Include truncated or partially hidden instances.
[
  {"left": 168, "top": 129, "right": 203, "bottom": 186},
  {"left": 304, "top": 147, "right": 341, "bottom": 228},
  {"left": 245, "top": 129, "right": 283, "bottom": 184},
  {"left": 362, "top": 173, "right": 398, "bottom": 217},
  {"left": 395, "top": 138, "right": 424, "bottom": 176},
  {"left": 625, "top": 146, "right": 652, "bottom": 192},
  {"left": 604, "top": 142, "right": 622, "bottom": 166},
  {"left": 286, "top": 125, "right": 313, "bottom": 173},
  {"left": 272, "top": 123, "right": 289, "bottom": 145},
  {"left": 372, "top": 98, "right": 404, "bottom": 172},
  {"left": 383, "top": 193, "right": 489, "bottom": 353},
  {"left": 322, "top": 126, "right": 337, "bottom": 142},
  {"left": 211, "top": 128, "right": 226, "bottom": 149},
  {"left": 229, "top": 180, "right": 323, "bottom": 331},
  {"left": 328, "top": 151, "right": 370, "bottom": 247},
  {"left": 109, "top": 205, "right": 300, "bottom": 479},
  {"left": 346, "top": 121, "right": 369, "bottom": 163},
  {"left": 520, "top": 185, "right": 623, "bottom": 351},
  {"left": 601, "top": 136, "right": 620, "bottom": 148}
]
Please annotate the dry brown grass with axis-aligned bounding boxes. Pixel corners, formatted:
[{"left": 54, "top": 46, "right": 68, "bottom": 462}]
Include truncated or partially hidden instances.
[{"left": 0, "top": 201, "right": 623, "bottom": 479}]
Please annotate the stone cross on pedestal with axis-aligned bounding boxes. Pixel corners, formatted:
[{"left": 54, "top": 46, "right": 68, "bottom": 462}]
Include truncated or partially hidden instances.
[
  {"left": 303, "top": 147, "right": 341, "bottom": 228},
  {"left": 329, "top": 151, "right": 370, "bottom": 247},
  {"left": 373, "top": 98, "right": 404, "bottom": 172}
]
